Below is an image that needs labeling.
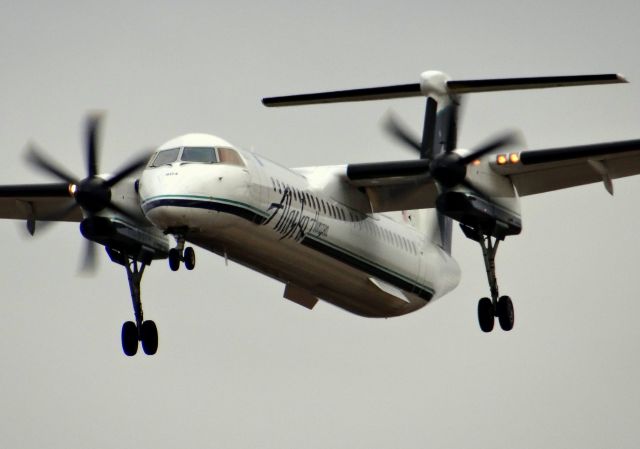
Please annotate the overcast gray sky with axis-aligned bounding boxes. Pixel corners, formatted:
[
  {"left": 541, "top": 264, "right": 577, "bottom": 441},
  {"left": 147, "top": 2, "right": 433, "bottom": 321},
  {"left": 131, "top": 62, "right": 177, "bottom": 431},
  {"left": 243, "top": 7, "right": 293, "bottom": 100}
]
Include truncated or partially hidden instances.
[{"left": 1, "top": 1, "right": 640, "bottom": 448}]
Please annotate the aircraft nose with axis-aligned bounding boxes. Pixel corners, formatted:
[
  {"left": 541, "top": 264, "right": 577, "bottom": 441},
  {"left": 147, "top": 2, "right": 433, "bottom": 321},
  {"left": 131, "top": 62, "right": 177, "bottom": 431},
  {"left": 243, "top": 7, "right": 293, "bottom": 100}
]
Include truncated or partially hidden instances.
[{"left": 138, "top": 163, "right": 251, "bottom": 231}]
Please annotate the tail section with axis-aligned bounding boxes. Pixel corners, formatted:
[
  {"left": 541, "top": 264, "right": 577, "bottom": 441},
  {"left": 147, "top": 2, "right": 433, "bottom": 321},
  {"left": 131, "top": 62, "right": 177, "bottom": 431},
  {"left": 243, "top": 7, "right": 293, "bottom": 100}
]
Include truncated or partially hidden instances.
[{"left": 263, "top": 70, "right": 626, "bottom": 255}]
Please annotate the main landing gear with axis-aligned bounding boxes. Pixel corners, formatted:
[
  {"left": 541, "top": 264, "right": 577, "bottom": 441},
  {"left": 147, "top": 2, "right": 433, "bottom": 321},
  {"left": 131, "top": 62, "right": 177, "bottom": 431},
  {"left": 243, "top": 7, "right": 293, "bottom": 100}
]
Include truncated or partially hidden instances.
[
  {"left": 107, "top": 248, "right": 159, "bottom": 356},
  {"left": 461, "top": 225, "right": 515, "bottom": 333},
  {"left": 167, "top": 232, "right": 196, "bottom": 271}
]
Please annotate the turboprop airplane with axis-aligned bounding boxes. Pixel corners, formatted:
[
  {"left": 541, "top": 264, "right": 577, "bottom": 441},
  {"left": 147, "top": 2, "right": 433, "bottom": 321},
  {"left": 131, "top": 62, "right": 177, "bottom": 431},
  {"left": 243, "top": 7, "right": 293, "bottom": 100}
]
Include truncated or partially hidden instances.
[{"left": 2, "top": 70, "right": 640, "bottom": 357}]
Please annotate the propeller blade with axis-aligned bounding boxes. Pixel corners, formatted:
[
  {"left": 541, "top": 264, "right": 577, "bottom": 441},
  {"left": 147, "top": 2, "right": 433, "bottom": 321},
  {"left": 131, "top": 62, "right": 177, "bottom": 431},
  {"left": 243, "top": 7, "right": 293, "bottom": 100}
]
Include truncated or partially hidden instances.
[
  {"left": 86, "top": 114, "right": 102, "bottom": 178},
  {"left": 458, "top": 131, "right": 521, "bottom": 165},
  {"left": 104, "top": 152, "right": 152, "bottom": 187},
  {"left": 79, "top": 239, "right": 98, "bottom": 274},
  {"left": 26, "top": 144, "right": 80, "bottom": 185},
  {"left": 383, "top": 112, "right": 423, "bottom": 154}
]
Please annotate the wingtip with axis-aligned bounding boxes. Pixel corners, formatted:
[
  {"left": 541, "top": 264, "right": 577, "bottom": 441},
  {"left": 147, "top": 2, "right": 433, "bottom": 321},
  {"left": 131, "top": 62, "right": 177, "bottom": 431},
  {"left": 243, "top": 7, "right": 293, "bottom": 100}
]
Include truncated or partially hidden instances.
[{"left": 617, "top": 73, "right": 629, "bottom": 83}]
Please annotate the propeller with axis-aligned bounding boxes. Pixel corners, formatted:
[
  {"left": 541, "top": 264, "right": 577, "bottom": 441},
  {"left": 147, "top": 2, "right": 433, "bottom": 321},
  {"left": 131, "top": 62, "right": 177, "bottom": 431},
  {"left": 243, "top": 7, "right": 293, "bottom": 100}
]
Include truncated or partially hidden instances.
[
  {"left": 26, "top": 114, "right": 151, "bottom": 272},
  {"left": 384, "top": 112, "right": 520, "bottom": 201}
]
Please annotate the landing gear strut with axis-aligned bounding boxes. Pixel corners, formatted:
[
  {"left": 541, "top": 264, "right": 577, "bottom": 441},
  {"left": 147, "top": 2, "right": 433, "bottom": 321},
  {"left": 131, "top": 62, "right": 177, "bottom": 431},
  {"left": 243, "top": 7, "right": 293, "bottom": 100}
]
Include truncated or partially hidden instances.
[
  {"left": 461, "top": 225, "right": 515, "bottom": 332},
  {"left": 167, "top": 231, "right": 196, "bottom": 271},
  {"left": 107, "top": 248, "right": 159, "bottom": 356}
]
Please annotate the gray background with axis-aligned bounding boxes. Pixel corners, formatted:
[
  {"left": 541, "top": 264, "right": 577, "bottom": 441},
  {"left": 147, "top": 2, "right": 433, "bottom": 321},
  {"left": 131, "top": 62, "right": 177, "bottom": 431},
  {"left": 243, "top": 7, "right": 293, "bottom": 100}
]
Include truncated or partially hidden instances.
[{"left": 1, "top": 1, "right": 639, "bottom": 448}]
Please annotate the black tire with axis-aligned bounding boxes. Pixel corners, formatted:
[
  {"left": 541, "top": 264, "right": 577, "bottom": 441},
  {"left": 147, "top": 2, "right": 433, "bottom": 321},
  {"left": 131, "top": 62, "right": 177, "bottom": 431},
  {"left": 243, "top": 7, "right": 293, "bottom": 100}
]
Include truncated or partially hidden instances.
[
  {"left": 141, "top": 320, "right": 158, "bottom": 355},
  {"left": 477, "top": 297, "right": 495, "bottom": 333},
  {"left": 183, "top": 247, "right": 196, "bottom": 271},
  {"left": 168, "top": 248, "right": 180, "bottom": 271},
  {"left": 121, "top": 321, "right": 138, "bottom": 356},
  {"left": 497, "top": 296, "right": 515, "bottom": 331}
]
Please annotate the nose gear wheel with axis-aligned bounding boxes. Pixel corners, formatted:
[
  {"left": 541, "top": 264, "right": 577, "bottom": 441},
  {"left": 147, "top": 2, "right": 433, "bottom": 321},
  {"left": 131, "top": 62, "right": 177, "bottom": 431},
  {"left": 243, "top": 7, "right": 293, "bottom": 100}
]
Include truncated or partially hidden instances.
[{"left": 167, "top": 231, "right": 196, "bottom": 271}]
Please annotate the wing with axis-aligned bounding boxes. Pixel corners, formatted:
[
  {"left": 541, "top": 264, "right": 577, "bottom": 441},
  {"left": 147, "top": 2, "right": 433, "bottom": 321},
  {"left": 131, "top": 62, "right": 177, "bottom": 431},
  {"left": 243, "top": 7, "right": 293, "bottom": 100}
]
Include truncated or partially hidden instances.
[
  {"left": 345, "top": 138, "right": 640, "bottom": 212},
  {"left": 491, "top": 138, "right": 640, "bottom": 196},
  {"left": 0, "top": 183, "right": 81, "bottom": 223}
]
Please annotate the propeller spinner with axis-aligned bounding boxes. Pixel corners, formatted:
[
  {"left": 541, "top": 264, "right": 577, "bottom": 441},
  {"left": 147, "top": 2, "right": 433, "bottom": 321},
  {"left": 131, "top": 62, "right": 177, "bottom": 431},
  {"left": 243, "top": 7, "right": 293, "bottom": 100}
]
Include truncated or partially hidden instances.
[{"left": 26, "top": 114, "right": 151, "bottom": 271}]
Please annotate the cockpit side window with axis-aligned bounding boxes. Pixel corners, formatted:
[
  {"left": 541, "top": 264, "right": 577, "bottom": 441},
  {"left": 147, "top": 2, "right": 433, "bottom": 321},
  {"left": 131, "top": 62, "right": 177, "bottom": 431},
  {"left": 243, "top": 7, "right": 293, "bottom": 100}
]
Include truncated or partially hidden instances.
[
  {"left": 182, "top": 147, "right": 218, "bottom": 163},
  {"left": 218, "top": 148, "right": 245, "bottom": 167},
  {"left": 151, "top": 148, "right": 180, "bottom": 167}
]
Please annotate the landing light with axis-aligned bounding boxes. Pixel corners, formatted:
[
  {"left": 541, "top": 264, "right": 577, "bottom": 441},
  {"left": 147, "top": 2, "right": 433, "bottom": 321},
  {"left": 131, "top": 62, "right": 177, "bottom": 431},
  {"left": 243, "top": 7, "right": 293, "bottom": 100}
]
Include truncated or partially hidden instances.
[
  {"left": 472, "top": 159, "right": 481, "bottom": 166},
  {"left": 496, "top": 153, "right": 520, "bottom": 165},
  {"left": 68, "top": 183, "right": 78, "bottom": 196}
]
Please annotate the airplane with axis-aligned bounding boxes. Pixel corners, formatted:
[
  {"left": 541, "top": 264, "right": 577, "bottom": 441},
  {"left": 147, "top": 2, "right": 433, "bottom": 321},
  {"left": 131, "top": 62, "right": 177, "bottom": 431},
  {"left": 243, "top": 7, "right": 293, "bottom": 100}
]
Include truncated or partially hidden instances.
[{"left": 2, "top": 70, "right": 640, "bottom": 357}]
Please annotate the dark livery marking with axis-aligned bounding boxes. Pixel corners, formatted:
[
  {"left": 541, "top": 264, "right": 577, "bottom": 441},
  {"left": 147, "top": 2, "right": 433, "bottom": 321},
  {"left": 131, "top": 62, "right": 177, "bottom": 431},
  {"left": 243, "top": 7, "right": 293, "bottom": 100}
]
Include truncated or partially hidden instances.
[
  {"left": 263, "top": 188, "right": 329, "bottom": 242},
  {"left": 142, "top": 197, "right": 266, "bottom": 224},
  {"left": 301, "top": 236, "right": 433, "bottom": 302}
]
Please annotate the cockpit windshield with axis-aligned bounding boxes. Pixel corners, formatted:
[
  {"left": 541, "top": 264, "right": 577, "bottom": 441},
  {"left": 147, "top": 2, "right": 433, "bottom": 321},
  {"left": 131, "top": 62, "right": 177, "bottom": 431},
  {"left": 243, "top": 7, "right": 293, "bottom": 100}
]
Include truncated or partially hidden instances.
[
  {"left": 149, "top": 146, "right": 245, "bottom": 168},
  {"left": 151, "top": 148, "right": 180, "bottom": 167},
  {"left": 182, "top": 147, "right": 217, "bottom": 163}
]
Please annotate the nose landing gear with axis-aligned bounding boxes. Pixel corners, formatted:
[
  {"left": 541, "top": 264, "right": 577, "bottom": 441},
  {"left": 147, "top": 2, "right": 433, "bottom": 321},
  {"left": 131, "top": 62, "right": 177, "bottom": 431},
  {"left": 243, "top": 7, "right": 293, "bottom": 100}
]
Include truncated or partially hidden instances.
[
  {"left": 461, "top": 224, "right": 515, "bottom": 333},
  {"left": 167, "top": 232, "right": 196, "bottom": 271}
]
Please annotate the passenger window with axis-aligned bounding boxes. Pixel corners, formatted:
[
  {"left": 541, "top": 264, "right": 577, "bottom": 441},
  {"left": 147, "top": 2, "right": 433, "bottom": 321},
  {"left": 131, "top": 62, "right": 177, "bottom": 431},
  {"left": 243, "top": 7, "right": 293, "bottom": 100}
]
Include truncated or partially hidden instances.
[
  {"left": 182, "top": 147, "right": 217, "bottom": 163},
  {"left": 151, "top": 148, "right": 180, "bottom": 167},
  {"left": 218, "top": 148, "right": 245, "bottom": 166}
]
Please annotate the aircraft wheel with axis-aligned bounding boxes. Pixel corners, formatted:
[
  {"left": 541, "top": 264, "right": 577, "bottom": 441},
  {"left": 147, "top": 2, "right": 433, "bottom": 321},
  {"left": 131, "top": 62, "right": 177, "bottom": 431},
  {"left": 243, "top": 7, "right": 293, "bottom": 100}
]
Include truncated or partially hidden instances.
[
  {"left": 141, "top": 320, "right": 158, "bottom": 355},
  {"left": 183, "top": 247, "right": 196, "bottom": 271},
  {"left": 477, "top": 297, "right": 495, "bottom": 333},
  {"left": 497, "top": 296, "right": 515, "bottom": 331},
  {"left": 168, "top": 248, "right": 181, "bottom": 271},
  {"left": 121, "top": 321, "right": 138, "bottom": 356}
]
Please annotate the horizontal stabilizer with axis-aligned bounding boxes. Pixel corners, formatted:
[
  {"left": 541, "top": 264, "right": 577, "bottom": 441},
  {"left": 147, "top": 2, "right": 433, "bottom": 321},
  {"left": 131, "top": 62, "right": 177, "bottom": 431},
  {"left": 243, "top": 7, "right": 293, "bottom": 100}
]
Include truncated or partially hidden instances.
[
  {"left": 263, "top": 83, "right": 421, "bottom": 107},
  {"left": 263, "top": 72, "right": 626, "bottom": 107},
  {"left": 447, "top": 74, "right": 626, "bottom": 94}
]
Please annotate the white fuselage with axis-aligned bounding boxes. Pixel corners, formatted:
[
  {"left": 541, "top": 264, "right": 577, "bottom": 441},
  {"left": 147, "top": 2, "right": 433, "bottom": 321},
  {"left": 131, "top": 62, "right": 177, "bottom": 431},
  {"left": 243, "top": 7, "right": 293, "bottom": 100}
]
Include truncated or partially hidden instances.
[{"left": 138, "top": 134, "right": 460, "bottom": 318}]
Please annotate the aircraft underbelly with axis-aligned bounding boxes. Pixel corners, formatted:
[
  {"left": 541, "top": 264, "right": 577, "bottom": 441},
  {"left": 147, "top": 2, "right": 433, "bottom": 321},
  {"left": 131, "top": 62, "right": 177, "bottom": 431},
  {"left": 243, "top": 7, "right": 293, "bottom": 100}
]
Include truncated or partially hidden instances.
[{"left": 186, "top": 213, "right": 435, "bottom": 318}]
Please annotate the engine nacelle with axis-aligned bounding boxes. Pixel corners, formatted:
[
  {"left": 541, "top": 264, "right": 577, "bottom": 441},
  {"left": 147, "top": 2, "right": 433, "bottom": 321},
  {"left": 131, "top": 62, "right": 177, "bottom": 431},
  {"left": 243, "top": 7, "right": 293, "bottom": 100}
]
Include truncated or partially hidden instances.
[
  {"left": 436, "top": 191, "right": 522, "bottom": 239},
  {"left": 80, "top": 216, "right": 170, "bottom": 263}
]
